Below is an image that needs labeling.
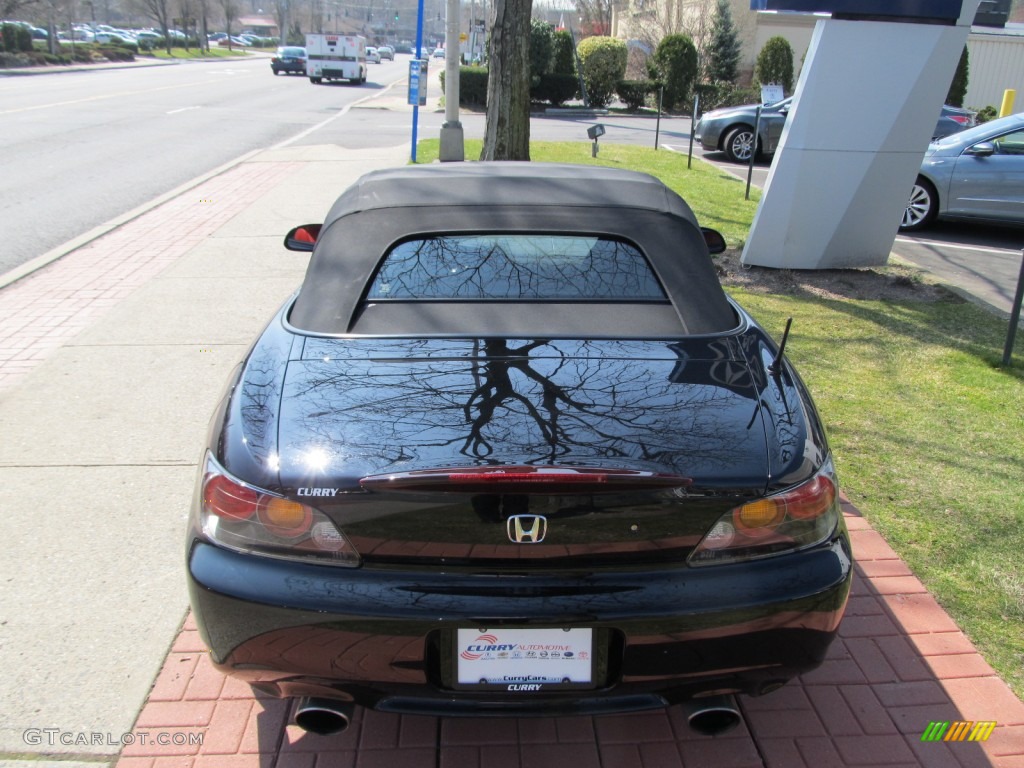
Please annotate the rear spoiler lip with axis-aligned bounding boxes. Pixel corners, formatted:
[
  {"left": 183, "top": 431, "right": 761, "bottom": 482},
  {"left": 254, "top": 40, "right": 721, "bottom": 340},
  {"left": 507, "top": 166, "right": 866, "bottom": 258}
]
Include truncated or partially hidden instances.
[{"left": 359, "top": 465, "right": 694, "bottom": 495}]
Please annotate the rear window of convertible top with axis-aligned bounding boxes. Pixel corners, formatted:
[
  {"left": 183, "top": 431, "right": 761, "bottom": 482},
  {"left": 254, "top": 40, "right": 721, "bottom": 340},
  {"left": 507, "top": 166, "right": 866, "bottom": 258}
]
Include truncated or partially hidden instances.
[{"left": 365, "top": 234, "right": 669, "bottom": 301}]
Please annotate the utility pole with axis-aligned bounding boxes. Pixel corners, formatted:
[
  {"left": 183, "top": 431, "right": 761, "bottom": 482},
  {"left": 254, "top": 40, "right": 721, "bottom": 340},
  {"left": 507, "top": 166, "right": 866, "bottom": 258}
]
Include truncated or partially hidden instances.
[{"left": 438, "top": 0, "right": 464, "bottom": 161}]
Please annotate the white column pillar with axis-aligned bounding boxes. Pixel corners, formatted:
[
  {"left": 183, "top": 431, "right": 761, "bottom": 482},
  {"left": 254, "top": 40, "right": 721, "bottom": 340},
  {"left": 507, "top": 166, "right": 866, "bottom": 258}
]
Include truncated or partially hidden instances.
[{"left": 741, "top": 2, "right": 980, "bottom": 269}]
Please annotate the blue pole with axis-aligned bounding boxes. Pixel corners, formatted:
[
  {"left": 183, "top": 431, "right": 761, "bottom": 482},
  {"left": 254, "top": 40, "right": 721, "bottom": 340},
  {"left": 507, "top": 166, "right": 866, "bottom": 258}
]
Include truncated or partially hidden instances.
[{"left": 411, "top": 0, "right": 426, "bottom": 162}]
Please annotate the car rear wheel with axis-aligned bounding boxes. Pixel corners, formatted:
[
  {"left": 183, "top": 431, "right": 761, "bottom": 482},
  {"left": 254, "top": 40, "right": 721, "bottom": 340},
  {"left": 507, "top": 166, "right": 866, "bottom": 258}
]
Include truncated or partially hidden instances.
[
  {"left": 724, "top": 127, "right": 757, "bottom": 163},
  {"left": 900, "top": 177, "right": 938, "bottom": 232},
  {"left": 310, "top": 76, "right": 322, "bottom": 84}
]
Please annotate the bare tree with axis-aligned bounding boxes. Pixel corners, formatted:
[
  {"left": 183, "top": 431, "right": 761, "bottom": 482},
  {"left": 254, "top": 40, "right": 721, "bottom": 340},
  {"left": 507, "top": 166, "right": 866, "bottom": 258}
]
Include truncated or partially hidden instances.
[
  {"left": 179, "top": 0, "right": 195, "bottom": 49},
  {"left": 222, "top": 0, "right": 238, "bottom": 46},
  {"left": 574, "top": 0, "right": 613, "bottom": 35},
  {"left": 480, "top": 0, "right": 532, "bottom": 160},
  {"left": 0, "top": 0, "right": 37, "bottom": 19},
  {"left": 130, "top": 0, "right": 173, "bottom": 52},
  {"left": 195, "top": 0, "right": 211, "bottom": 50},
  {"left": 273, "top": 0, "right": 290, "bottom": 43},
  {"left": 618, "top": 0, "right": 717, "bottom": 71},
  {"left": 40, "top": 0, "right": 70, "bottom": 55}
]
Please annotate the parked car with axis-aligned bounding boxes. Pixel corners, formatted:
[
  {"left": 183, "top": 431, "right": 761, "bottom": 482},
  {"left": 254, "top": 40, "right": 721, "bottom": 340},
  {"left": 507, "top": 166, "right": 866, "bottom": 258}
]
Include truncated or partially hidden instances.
[
  {"left": 366, "top": 45, "right": 381, "bottom": 63},
  {"left": 901, "top": 112, "right": 1024, "bottom": 231},
  {"left": 694, "top": 98, "right": 793, "bottom": 163},
  {"left": 432, "top": 46, "right": 445, "bottom": 58},
  {"left": 134, "top": 30, "right": 163, "bottom": 47},
  {"left": 94, "top": 30, "right": 137, "bottom": 46},
  {"left": 933, "top": 104, "right": 977, "bottom": 139},
  {"left": 695, "top": 98, "right": 976, "bottom": 164},
  {"left": 377, "top": 44, "right": 394, "bottom": 60},
  {"left": 186, "top": 163, "right": 852, "bottom": 735},
  {"left": 271, "top": 46, "right": 306, "bottom": 75},
  {"left": 217, "top": 35, "right": 251, "bottom": 47}
]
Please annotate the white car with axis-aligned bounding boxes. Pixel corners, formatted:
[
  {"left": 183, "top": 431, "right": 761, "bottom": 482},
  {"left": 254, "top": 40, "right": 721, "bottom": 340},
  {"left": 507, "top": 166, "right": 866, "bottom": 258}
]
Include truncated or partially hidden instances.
[
  {"left": 366, "top": 46, "right": 381, "bottom": 63},
  {"left": 95, "top": 30, "right": 135, "bottom": 44}
]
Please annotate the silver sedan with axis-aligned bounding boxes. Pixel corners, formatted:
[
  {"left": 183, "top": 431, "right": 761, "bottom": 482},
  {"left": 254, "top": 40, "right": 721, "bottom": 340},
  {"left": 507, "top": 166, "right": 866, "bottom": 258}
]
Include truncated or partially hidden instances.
[{"left": 901, "top": 112, "right": 1024, "bottom": 231}]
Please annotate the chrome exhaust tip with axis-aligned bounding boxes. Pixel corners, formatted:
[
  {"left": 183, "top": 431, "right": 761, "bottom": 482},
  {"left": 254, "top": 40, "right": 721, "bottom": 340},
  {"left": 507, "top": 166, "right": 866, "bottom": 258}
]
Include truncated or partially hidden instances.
[
  {"left": 684, "top": 695, "right": 742, "bottom": 736},
  {"left": 293, "top": 697, "right": 355, "bottom": 735}
]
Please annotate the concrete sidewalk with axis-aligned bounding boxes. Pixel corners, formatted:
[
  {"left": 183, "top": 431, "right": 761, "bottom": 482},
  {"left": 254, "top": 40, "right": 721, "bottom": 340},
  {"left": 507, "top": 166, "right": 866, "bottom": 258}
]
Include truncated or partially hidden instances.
[
  {"left": 0, "top": 132, "right": 1022, "bottom": 767},
  {"left": 0, "top": 141, "right": 410, "bottom": 768}
]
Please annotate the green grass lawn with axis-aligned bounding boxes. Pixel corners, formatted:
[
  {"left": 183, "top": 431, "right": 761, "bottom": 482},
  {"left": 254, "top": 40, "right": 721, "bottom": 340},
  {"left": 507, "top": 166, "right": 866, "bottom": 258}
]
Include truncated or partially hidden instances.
[
  {"left": 144, "top": 46, "right": 253, "bottom": 60},
  {"left": 417, "top": 139, "right": 1024, "bottom": 698}
]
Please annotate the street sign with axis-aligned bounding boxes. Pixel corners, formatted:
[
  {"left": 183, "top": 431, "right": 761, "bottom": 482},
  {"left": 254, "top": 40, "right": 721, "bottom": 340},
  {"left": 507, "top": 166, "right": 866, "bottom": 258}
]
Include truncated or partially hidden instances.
[
  {"left": 760, "top": 84, "right": 784, "bottom": 104},
  {"left": 408, "top": 59, "right": 428, "bottom": 106}
]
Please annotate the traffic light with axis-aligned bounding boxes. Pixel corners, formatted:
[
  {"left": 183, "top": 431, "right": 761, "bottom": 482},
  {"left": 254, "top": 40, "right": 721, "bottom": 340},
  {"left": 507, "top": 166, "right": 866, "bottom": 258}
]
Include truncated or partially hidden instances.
[{"left": 394, "top": 11, "right": 399, "bottom": 20}]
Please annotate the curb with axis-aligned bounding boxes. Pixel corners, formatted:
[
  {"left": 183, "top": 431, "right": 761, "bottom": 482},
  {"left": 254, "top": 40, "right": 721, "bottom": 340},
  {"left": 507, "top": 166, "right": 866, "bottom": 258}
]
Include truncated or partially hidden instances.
[
  {"left": 0, "top": 52, "right": 270, "bottom": 77},
  {"left": 0, "top": 58, "right": 180, "bottom": 76}
]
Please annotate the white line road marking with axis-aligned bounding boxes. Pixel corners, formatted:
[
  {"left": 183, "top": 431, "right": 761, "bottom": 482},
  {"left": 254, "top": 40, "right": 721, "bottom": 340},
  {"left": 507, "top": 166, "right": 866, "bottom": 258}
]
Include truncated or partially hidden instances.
[
  {"left": 167, "top": 106, "right": 200, "bottom": 115},
  {"left": 894, "top": 236, "right": 1021, "bottom": 256},
  {"left": 0, "top": 78, "right": 251, "bottom": 115}
]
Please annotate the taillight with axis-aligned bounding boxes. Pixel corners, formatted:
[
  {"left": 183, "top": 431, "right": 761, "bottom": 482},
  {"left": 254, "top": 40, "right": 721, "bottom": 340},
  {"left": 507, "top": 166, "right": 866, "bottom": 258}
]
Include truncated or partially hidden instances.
[
  {"left": 689, "top": 461, "right": 840, "bottom": 566},
  {"left": 949, "top": 115, "right": 971, "bottom": 125},
  {"left": 196, "top": 454, "right": 359, "bottom": 566},
  {"left": 203, "top": 474, "right": 258, "bottom": 520},
  {"left": 360, "top": 466, "right": 692, "bottom": 495}
]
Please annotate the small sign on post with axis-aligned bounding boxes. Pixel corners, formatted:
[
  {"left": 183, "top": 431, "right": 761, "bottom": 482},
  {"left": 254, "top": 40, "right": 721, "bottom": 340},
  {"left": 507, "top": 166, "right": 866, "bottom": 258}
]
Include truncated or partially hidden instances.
[
  {"left": 408, "top": 59, "right": 428, "bottom": 106},
  {"left": 760, "top": 84, "right": 784, "bottom": 104}
]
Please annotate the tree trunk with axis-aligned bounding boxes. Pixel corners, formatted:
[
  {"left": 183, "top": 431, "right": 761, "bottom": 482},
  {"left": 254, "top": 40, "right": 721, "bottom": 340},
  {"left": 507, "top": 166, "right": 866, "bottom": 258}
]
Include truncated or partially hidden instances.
[{"left": 479, "top": 0, "right": 531, "bottom": 161}]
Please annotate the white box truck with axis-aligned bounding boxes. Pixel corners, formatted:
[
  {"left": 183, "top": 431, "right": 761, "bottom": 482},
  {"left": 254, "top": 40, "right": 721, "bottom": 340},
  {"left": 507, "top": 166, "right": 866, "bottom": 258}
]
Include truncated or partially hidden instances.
[{"left": 306, "top": 34, "right": 367, "bottom": 85}]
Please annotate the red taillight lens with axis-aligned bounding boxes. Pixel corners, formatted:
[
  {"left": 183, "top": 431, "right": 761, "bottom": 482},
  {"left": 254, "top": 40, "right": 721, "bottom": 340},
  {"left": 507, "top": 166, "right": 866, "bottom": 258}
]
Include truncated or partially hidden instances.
[
  {"left": 784, "top": 474, "right": 836, "bottom": 520},
  {"left": 949, "top": 115, "right": 970, "bottom": 125},
  {"left": 203, "top": 474, "right": 259, "bottom": 520}
]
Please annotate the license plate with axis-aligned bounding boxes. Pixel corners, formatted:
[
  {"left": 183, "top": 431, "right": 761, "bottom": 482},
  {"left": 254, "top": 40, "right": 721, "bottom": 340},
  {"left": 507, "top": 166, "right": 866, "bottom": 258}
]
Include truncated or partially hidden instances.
[{"left": 455, "top": 628, "right": 595, "bottom": 691}]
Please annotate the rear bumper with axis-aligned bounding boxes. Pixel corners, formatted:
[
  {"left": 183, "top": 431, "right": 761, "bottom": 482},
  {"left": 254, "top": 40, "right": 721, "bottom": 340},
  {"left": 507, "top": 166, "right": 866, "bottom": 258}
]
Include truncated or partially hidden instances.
[{"left": 188, "top": 533, "right": 852, "bottom": 715}]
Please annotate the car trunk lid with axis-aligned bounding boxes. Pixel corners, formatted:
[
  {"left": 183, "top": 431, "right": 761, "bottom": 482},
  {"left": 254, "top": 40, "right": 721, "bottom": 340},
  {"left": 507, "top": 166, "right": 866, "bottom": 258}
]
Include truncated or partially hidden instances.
[{"left": 273, "top": 337, "right": 769, "bottom": 566}]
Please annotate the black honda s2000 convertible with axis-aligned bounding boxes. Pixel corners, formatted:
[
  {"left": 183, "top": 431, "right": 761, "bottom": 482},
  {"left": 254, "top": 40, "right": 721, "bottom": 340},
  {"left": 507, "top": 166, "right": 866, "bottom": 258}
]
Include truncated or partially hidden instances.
[{"left": 187, "top": 163, "right": 852, "bottom": 735}]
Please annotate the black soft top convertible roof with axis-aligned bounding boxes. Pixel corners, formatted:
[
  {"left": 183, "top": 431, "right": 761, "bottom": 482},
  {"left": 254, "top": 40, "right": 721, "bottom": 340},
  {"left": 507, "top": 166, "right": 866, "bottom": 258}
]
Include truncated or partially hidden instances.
[
  {"left": 289, "top": 163, "right": 738, "bottom": 338},
  {"left": 320, "top": 162, "right": 703, "bottom": 224}
]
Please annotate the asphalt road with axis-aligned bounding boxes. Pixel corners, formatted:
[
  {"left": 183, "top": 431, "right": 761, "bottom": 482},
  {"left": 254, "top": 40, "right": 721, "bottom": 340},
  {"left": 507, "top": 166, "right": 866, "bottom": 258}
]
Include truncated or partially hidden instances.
[{"left": 0, "top": 54, "right": 411, "bottom": 275}]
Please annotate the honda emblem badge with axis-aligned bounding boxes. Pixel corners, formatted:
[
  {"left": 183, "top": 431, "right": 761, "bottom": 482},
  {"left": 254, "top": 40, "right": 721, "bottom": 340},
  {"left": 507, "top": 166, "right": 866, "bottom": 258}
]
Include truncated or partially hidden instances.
[{"left": 507, "top": 515, "right": 547, "bottom": 544}]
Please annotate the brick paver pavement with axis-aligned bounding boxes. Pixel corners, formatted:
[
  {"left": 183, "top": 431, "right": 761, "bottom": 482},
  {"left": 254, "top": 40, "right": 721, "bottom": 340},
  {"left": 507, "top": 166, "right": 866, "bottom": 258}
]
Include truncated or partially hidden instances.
[
  {"left": 2, "top": 159, "right": 1022, "bottom": 768},
  {"left": 112, "top": 506, "right": 1024, "bottom": 768},
  {"left": 0, "top": 160, "right": 300, "bottom": 393}
]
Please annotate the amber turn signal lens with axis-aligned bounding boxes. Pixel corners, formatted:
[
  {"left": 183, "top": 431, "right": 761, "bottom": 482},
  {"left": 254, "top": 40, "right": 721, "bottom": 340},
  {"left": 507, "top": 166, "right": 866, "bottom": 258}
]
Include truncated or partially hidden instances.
[
  {"left": 734, "top": 499, "right": 784, "bottom": 536},
  {"left": 257, "top": 497, "right": 313, "bottom": 538}
]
